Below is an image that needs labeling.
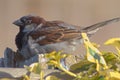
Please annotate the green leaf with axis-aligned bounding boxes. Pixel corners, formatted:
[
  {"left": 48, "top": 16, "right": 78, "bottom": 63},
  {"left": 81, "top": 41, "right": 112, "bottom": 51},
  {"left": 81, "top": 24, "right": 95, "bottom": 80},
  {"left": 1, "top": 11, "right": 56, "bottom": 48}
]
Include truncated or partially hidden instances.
[
  {"left": 104, "top": 38, "right": 120, "bottom": 47},
  {"left": 45, "top": 75, "right": 60, "bottom": 80},
  {"left": 102, "top": 52, "right": 120, "bottom": 70},
  {"left": 109, "top": 71, "right": 120, "bottom": 79},
  {"left": 22, "top": 75, "right": 30, "bottom": 80},
  {"left": 25, "top": 63, "right": 42, "bottom": 74},
  {"left": 70, "top": 59, "right": 96, "bottom": 74},
  {"left": 98, "top": 76, "right": 105, "bottom": 80},
  {"left": 102, "top": 52, "right": 117, "bottom": 62},
  {"left": 104, "top": 38, "right": 120, "bottom": 55}
]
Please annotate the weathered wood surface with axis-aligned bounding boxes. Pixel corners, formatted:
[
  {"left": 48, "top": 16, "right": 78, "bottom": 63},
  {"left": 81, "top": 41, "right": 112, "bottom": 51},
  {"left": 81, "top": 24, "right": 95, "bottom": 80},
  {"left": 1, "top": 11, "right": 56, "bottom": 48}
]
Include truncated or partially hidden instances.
[
  {"left": 0, "top": 68, "right": 54, "bottom": 80},
  {"left": 0, "top": 68, "right": 73, "bottom": 80},
  {"left": 0, "top": 68, "right": 27, "bottom": 78}
]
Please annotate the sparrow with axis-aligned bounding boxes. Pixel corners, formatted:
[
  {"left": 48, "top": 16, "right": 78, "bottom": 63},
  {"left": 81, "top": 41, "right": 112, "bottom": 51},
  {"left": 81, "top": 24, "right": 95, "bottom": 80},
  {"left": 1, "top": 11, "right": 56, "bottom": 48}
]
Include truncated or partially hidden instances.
[{"left": 13, "top": 15, "right": 120, "bottom": 68}]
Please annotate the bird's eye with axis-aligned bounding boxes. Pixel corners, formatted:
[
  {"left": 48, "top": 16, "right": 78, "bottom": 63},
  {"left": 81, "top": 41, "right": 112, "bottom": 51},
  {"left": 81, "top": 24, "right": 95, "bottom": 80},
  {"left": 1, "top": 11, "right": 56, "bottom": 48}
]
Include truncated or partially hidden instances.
[{"left": 25, "top": 20, "right": 32, "bottom": 24}]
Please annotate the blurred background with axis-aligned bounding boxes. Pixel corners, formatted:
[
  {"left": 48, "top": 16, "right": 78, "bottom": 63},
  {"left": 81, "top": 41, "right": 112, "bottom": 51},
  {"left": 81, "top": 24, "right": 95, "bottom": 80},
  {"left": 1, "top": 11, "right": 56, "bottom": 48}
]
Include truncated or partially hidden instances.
[{"left": 0, "top": 0, "right": 120, "bottom": 57}]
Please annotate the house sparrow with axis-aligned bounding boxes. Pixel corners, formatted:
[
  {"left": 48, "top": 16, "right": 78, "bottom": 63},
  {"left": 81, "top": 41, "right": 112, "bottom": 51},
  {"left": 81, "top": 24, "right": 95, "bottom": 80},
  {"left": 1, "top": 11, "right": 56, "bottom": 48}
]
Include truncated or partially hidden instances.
[{"left": 13, "top": 15, "right": 120, "bottom": 68}]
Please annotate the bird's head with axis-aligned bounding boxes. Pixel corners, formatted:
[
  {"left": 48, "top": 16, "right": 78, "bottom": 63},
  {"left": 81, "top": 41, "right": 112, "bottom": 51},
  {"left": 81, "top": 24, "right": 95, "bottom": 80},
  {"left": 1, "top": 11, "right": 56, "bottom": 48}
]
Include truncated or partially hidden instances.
[{"left": 13, "top": 15, "right": 46, "bottom": 32}]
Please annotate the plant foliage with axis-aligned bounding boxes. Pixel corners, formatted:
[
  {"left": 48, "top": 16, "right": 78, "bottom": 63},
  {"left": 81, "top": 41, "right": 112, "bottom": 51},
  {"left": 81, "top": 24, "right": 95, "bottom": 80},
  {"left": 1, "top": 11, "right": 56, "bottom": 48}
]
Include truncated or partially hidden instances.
[{"left": 23, "top": 33, "right": 120, "bottom": 80}]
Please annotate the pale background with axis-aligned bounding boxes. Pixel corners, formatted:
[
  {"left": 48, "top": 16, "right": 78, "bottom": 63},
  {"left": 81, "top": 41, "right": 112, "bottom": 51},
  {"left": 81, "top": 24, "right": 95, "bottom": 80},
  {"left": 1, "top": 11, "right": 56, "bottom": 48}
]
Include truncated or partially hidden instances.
[{"left": 0, "top": 0, "right": 120, "bottom": 57}]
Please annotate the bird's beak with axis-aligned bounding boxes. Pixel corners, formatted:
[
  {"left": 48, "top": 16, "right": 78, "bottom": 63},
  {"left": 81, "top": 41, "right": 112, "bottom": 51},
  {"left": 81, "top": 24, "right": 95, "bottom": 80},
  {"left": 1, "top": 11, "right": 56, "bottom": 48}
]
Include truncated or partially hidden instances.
[{"left": 13, "top": 19, "right": 24, "bottom": 27}]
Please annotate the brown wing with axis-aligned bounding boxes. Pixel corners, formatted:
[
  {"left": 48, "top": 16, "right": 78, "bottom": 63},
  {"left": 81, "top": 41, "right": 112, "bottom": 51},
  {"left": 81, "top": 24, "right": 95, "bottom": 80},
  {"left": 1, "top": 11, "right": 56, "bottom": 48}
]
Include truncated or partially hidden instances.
[{"left": 30, "top": 21, "right": 81, "bottom": 45}]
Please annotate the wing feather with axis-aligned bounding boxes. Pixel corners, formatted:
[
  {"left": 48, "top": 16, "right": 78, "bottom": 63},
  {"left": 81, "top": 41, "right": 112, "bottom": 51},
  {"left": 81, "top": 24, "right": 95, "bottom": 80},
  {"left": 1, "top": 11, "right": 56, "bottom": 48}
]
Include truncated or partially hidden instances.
[{"left": 30, "top": 21, "right": 81, "bottom": 45}]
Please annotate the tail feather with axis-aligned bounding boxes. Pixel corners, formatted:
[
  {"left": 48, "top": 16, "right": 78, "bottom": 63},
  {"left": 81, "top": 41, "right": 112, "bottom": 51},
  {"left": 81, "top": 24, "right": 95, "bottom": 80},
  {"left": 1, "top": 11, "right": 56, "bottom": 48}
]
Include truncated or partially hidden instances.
[{"left": 82, "top": 17, "right": 120, "bottom": 34}]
